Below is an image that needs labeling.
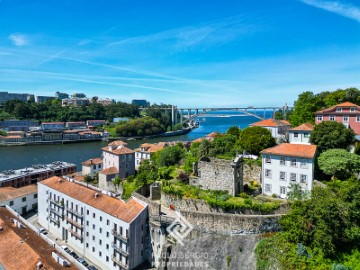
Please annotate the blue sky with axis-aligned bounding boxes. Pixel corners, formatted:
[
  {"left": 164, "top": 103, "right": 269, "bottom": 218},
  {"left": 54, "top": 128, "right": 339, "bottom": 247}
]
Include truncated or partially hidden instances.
[{"left": 1, "top": 0, "right": 360, "bottom": 107}]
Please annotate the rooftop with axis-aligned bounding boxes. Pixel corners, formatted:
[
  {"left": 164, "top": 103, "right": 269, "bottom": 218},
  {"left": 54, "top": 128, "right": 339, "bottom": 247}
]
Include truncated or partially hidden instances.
[
  {"left": 102, "top": 145, "right": 135, "bottom": 155},
  {"left": 81, "top": 158, "right": 103, "bottom": 166},
  {"left": 0, "top": 161, "right": 76, "bottom": 184},
  {"left": 135, "top": 142, "right": 167, "bottom": 153},
  {"left": 315, "top": 102, "right": 360, "bottom": 114},
  {"left": 289, "top": 123, "right": 314, "bottom": 131},
  {"left": 40, "top": 176, "right": 147, "bottom": 223},
  {"left": 107, "top": 140, "right": 128, "bottom": 147},
  {"left": 250, "top": 119, "right": 291, "bottom": 127},
  {"left": 0, "top": 185, "right": 37, "bottom": 202},
  {"left": 0, "top": 208, "right": 79, "bottom": 270},
  {"left": 261, "top": 143, "right": 317, "bottom": 158},
  {"left": 100, "top": 166, "right": 118, "bottom": 175}
]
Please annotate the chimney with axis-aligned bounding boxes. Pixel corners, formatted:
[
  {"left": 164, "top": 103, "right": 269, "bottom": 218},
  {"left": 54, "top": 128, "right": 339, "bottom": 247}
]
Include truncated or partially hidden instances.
[
  {"left": 89, "top": 159, "right": 93, "bottom": 165},
  {"left": 94, "top": 193, "right": 99, "bottom": 198}
]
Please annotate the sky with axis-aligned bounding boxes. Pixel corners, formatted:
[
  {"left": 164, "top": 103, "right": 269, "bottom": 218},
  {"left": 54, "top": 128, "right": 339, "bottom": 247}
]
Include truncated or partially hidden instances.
[{"left": 1, "top": 0, "right": 360, "bottom": 107}]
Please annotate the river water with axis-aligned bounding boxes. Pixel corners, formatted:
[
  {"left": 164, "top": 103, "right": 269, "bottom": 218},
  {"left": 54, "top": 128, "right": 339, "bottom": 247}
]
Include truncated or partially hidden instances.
[{"left": 0, "top": 110, "right": 273, "bottom": 171}]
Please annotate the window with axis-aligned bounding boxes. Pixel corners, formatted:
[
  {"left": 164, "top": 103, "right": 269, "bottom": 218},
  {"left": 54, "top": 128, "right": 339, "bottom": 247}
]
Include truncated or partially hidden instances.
[
  {"left": 336, "top": 107, "right": 342, "bottom": 112},
  {"left": 93, "top": 213, "right": 95, "bottom": 218},
  {"left": 343, "top": 115, "right": 349, "bottom": 122},
  {"left": 329, "top": 115, "right": 336, "bottom": 121},
  {"left": 350, "top": 107, "right": 355, "bottom": 112},
  {"left": 300, "top": 159, "right": 307, "bottom": 168},
  {"left": 87, "top": 210, "right": 89, "bottom": 215},
  {"left": 317, "top": 115, "right": 323, "bottom": 121},
  {"left": 86, "top": 221, "right": 89, "bottom": 226},
  {"left": 265, "top": 155, "right": 271, "bottom": 163},
  {"left": 357, "top": 116, "right": 360, "bottom": 122},
  {"left": 92, "top": 247, "right": 95, "bottom": 252},
  {"left": 92, "top": 236, "right": 95, "bottom": 241},
  {"left": 280, "top": 171, "right": 286, "bottom": 181},
  {"left": 99, "top": 239, "right": 102, "bottom": 245},
  {"left": 265, "top": 184, "right": 272, "bottom": 193},
  {"left": 280, "top": 186, "right": 286, "bottom": 194},
  {"left": 99, "top": 251, "right": 102, "bottom": 257},
  {"left": 93, "top": 224, "right": 95, "bottom": 230},
  {"left": 304, "top": 133, "right": 309, "bottom": 138},
  {"left": 86, "top": 232, "right": 89, "bottom": 236},
  {"left": 290, "top": 173, "right": 297, "bottom": 182},
  {"left": 106, "top": 244, "right": 109, "bottom": 250},
  {"left": 265, "top": 169, "right": 272, "bottom": 178},
  {"left": 280, "top": 157, "right": 286, "bottom": 165},
  {"left": 294, "top": 132, "right": 298, "bottom": 138},
  {"left": 106, "top": 231, "right": 109, "bottom": 237},
  {"left": 291, "top": 158, "right": 297, "bottom": 167},
  {"left": 100, "top": 216, "right": 102, "bottom": 222},
  {"left": 300, "top": 174, "right": 307, "bottom": 183},
  {"left": 9, "top": 201, "right": 14, "bottom": 206},
  {"left": 34, "top": 194, "right": 38, "bottom": 199},
  {"left": 106, "top": 256, "right": 109, "bottom": 262},
  {"left": 22, "top": 197, "right": 26, "bottom": 202},
  {"left": 107, "top": 219, "right": 110, "bottom": 225},
  {"left": 32, "top": 203, "right": 37, "bottom": 209},
  {"left": 99, "top": 228, "right": 102, "bottom": 233}
]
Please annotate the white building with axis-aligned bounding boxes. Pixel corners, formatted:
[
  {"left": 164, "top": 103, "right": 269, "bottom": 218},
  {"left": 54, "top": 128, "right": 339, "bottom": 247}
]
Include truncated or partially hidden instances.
[
  {"left": 134, "top": 142, "right": 167, "bottom": 169},
  {"left": 38, "top": 176, "right": 148, "bottom": 270},
  {"left": 0, "top": 185, "right": 37, "bottom": 214},
  {"left": 288, "top": 123, "right": 314, "bottom": 144},
  {"left": 82, "top": 158, "right": 103, "bottom": 177},
  {"left": 260, "top": 143, "right": 317, "bottom": 198},
  {"left": 250, "top": 119, "right": 291, "bottom": 140}
]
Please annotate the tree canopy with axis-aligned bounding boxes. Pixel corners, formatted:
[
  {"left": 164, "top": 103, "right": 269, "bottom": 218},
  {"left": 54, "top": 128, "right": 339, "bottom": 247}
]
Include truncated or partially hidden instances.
[
  {"left": 238, "top": 126, "right": 276, "bottom": 155},
  {"left": 310, "top": 121, "right": 354, "bottom": 153},
  {"left": 318, "top": 149, "right": 360, "bottom": 180}
]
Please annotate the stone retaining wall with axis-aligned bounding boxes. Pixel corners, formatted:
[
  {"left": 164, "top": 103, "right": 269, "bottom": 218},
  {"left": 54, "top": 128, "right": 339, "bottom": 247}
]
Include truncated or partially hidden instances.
[{"left": 243, "top": 162, "right": 261, "bottom": 183}]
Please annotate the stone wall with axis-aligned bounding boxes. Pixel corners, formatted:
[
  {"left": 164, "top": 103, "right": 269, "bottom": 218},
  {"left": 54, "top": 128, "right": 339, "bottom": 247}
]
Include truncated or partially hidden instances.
[{"left": 243, "top": 162, "right": 261, "bottom": 183}]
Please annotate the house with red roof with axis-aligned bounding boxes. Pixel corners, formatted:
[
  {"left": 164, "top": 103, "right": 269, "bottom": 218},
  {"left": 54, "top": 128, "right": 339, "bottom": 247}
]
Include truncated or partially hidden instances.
[
  {"left": 288, "top": 123, "right": 314, "bottom": 144},
  {"left": 260, "top": 143, "right": 317, "bottom": 198},
  {"left": 314, "top": 102, "right": 360, "bottom": 134},
  {"left": 249, "top": 119, "right": 291, "bottom": 139}
]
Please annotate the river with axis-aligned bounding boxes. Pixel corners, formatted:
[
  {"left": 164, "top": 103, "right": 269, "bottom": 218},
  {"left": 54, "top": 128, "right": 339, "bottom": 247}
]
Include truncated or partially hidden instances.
[{"left": 0, "top": 110, "right": 273, "bottom": 171}]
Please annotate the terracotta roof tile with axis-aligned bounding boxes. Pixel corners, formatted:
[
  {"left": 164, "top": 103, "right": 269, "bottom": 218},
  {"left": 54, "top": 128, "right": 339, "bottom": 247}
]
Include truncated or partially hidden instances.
[
  {"left": 100, "top": 166, "right": 118, "bottom": 175},
  {"left": 81, "top": 158, "right": 103, "bottom": 166},
  {"left": 41, "top": 176, "right": 146, "bottom": 223},
  {"left": 108, "top": 140, "right": 128, "bottom": 146},
  {"left": 102, "top": 145, "right": 135, "bottom": 155},
  {"left": 261, "top": 143, "right": 317, "bottom": 158},
  {"left": 0, "top": 185, "right": 37, "bottom": 202},
  {"left": 315, "top": 102, "right": 360, "bottom": 114},
  {"left": 289, "top": 123, "right": 314, "bottom": 131},
  {"left": 250, "top": 119, "right": 291, "bottom": 127}
]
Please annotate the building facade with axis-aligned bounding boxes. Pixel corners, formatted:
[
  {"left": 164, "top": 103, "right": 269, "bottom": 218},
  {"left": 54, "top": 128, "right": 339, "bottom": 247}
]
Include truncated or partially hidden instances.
[
  {"left": 261, "top": 143, "right": 317, "bottom": 198},
  {"left": 82, "top": 158, "right": 103, "bottom": 177},
  {"left": 0, "top": 185, "right": 37, "bottom": 214},
  {"left": 288, "top": 123, "right": 314, "bottom": 144},
  {"left": 0, "top": 91, "right": 34, "bottom": 104},
  {"left": 134, "top": 142, "right": 167, "bottom": 169},
  {"left": 249, "top": 119, "right": 291, "bottom": 140},
  {"left": 38, "top": 176, "right": 148, "bottom": 270},
  {"left": 314, "top": 102, "right": 360, "bottom": 134}
]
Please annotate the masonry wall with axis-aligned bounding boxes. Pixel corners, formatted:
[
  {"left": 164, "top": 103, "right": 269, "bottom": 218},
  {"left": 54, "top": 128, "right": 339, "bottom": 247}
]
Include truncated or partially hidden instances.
[{"left": 243, "top": 163, "right": 261, "bottom": 183}]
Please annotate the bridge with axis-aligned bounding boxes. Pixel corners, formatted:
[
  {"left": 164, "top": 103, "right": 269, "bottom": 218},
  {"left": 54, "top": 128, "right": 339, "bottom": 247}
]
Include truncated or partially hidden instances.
[{"left": 141, "top": 104, "right": 291, "bottom": 125}]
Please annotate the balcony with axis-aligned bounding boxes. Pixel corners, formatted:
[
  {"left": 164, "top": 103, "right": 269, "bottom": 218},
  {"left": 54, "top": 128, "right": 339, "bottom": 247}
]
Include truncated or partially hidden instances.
[
  {"left": 50, "top": 207, "right": 64, "bottom": 218},
  {"left": 66, "top": 216, "right": 83, "bottom": 229},
  {"left": 49, "top": 198, "right": 64, "bottom": 208},
  {"left": 49, "top": 215, "right": 60, "bottom": 225},
  {"left": 67, "top": 228, "right": 83, "bottom": 241},
  {"left": 66, "top": 207, "right": 84, "bottom": 218},
  {"left": 112, "top": 230, "right": 129, "bottom": 242},
  {"left": 111, "top": 256, "right": 128, "bottom": 270},
  {"left": 112, "top": 242, "right": 129, "bottom": 257}
]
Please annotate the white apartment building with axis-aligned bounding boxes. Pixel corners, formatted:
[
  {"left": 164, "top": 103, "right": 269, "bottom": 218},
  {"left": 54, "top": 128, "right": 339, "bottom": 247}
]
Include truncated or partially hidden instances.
[
  {"left": 82, "top": 158, "right": 103, "bottom": 177},
  {"left": 134, "top": 142, "right": 167, "bottom": 169},
  {"left": 0, "top": 185, "right": 38, "bottom": 214},
  {"left": 250, "top": 119, "right": 291, "bottom": 140},
  {"left": 260, "top": 143, "right": 317, "bottom": 198},
  {"left": 38, "top": 176, "right": 148, "bottom": 270},
  {"left": 288, "top": 123, "right": 314, "bottom": 144}
]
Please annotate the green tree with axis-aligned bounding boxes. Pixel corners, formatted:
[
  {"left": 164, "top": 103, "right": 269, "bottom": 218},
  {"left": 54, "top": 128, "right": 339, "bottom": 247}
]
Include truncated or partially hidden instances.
[
  {"left": 113, "top": 176, "right": 122, "bottom": 189},
  {"left": 156, "top": 144, "right": 185, "bottom": 167},
  {"left": 318, "top": 149, "right": 360, "bottom": 180},
  {"left": 83, "top": 175, "right": 92, "bottom": 183},
  {"left": 238, "top": 127, "right": 276, "bottom": 155},
  {"left": 287, "top": 183, "right": 309, "bottom": 201},
  {"left": 310, "top": 121, "right": 354, "bottom": 153},
  {"left": 226, "top": 126, "right": 241, "bottom": 137},
  {"left": 289, "top": 91, "right": 323, "bottom": 126}
]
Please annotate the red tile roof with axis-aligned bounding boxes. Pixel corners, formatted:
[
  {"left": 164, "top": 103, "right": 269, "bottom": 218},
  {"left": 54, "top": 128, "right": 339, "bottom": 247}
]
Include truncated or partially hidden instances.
[
  {"left": 100, "top": 166, "right": 118, "bottom": 175},
  {"left": 41, "top": 176, "right": 146, "bottom": 223},
  {"left": 261, "top": 143, "right": 317, "bottom": 158},
  {"left": 289, "top": 123, "right": 314, "bottom": 131},
  {"left": 315, "top": 102, "right": 360, "bottom": 114},
  {"left": 102, "top": 145, "right": 135, "bottom": 155},
  {"left": 108, "top": 140, "right": 128, "bottom": 147},
  {"left": 81, "top": 158, "right": 103, "bottom": 166},
  {"left": 250, "top": 119, "right": 291, "bottom": 127},
  {"left": 0, "top": 185, "right": 37, "bottom": 202}
]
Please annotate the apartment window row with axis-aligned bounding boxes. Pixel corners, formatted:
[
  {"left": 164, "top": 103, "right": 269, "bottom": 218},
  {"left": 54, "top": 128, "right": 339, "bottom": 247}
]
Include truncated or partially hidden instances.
[{"left": 318, "top": 114, "right": 360, "bottom": 122}]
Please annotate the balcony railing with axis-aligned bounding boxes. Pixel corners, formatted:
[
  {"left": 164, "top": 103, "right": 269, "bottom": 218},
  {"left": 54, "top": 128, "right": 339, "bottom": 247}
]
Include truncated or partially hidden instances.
[
  {"left": 111, "top": 230, "right": 129, "bottom": 242},
  {"left": 50, "top": 207, "right": 64, "bottom": 218},
  {"left": 112, "top": 242, "right": 129, "bottom": 256},
  {"left": 111, "top": 256, "right": 128, "bottom": 269},
  {"left": 49, "top": 198, "right": 64, "bottom": 208},
  {"left": 67, "top": 228, "right": 83, "bottom": 241},
  {"left": 66, "top": 216, "right": 83, "bottom": 229},
  {"left": 66, "top": 207, "right": 84, "bottom": 217},
  {"left": 49, "top": 215, "right": 60, "bottom": 225}
]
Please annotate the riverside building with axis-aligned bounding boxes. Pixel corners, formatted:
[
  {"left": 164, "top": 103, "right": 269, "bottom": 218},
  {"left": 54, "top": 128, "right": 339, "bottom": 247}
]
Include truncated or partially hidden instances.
[{"left": 38, "top": 176, "right": 148, "bottom": 270}]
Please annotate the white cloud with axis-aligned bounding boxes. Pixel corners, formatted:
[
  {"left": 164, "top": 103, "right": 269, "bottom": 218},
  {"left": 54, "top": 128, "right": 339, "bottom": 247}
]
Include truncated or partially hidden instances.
[
  {"left": 8, "top": 33, "right": 28, "bottom": 46},
  {"left": 300, "top": 0, "right": 360, "bottom": 22}
]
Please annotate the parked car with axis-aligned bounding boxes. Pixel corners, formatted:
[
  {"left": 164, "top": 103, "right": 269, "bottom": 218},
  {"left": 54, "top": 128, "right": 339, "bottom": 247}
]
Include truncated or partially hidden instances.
[
  {"left": 70, "top": 251, "right": 79, "bottom": 259},
  {"left": 87, "top": 265, "right": 98, "bottom": 270},
  {"left": 60, "top": 245, "right": 71, "bottom": 254},
  {"left": 77, "top": 257, "right": 89, "bottom": 267}
]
